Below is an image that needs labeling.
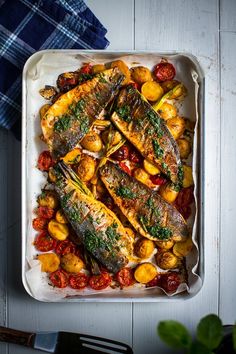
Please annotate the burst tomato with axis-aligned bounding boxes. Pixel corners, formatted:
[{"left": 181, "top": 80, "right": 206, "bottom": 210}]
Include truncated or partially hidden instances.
[
  {"left": 80, "top": 64, "right": 92, "bottom": 74},
  {"left": 146, "top": 275, "right": 161, "bottom": 287},
  {"left": 55, "top": 240, "right": 76, "bottom": 256},
  {"left": 69, "top": 273, "right": 89, "bottom": 289},
  {"left": 37, "top": 206, "right": 54, "bottom": 219},
  {"left": 160, "top": 272, "right": 181, "bottom": 293},
  {"left": 176, "top": 205, "right": 192, "bottom": 220},
  {"left": 34, "top": 231, "right": 56, "bottom": 252},
  {"left": 130, "top": 82, "right": 139, "bottom": 90},
  {"left": 154, "top": 62, "right": 176, "bottom": 82},
  {"left": 49, "top": 270, "right": 68, "bottom": 288},
  {"left": 32, "top": 217, "right": 48, "bottom": 231},
  {"left": 89, "top": 272, "right": 112, "bottom": 290},
  {"left": 119, "top": 162, "right": 131, "bottom": 175},
  {"left": 129, "top": 150, "right": 141, "bottom": 164},
  {"left": 37, "top": 151, "right": 54, "bottom": 171},
  {"left": 111, "top": 145, "right": 129, "bottom": 161},
  {"left": 116, "top": 267, "right": 135, "bottom": 287},
  {"left": 175, "top": 186, "right": 194, "bottom": 207},
  {"left": 57, "top": 73, "right": 78, "bottom": 92},
  {"left": 150, "top": 175, "right": 167, "bottom": 185}
]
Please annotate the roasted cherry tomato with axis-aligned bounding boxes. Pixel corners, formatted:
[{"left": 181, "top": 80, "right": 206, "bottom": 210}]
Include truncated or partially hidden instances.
[
  {"left": 37, "top": 151, "right": 54, "bottom": 172},
  {"left": 130, "top": 82, "right": 140, "bottom": 90},
  {"left": 34, "top": 231, "right": 56, "bottom": 252},
  {"left": 89, "top": 272, "right": 112, "bottom": 290},
  {"left": 69, "top": 273, "right": 89, "bottom": 289},
  {"left": 55, "top": 240, "right": 76, "bottom": 256},
  {"left": 37, "top": 206, "right": 54, "bottom": 219},
  {"left": 154, "top": 62, "right": 176, "bottom": 82},
  {"left": 80, "top": 64, "right": 92, "bottom": 74},
  {"left": 129, "top": 150, "right": 142, "bottom": 164},
  {"left": 119, "top": 162, "right": 131, "bottom": 175},
  {"left": 146, "top": 275, "right": 161, "bottom": 288},
  {"left": 49, "top": 270, "right": 68, "bottom": 288},
  {"left": 57, "top": 73, "right": 78, "bottom": 92},
  {"left": 175, "top": 186, "right": 194, "bottom": 207},
  {"left": 176, "top": 205, "right": 192, "bottom": 220},
  {"left": 160, "top": 272, "right": 181, "bottom": 293},
  {"left": 150, "top": 175, "right": 167, "bottom": 185},
  {"left": 111, "top": 145, "right": 129, "bottom": 161},
  {"left": 32, "top": 217, "right": 48, "bottom": 231},
  {"left": 116, "top": 267, "right": 135, "bottom": 287}
]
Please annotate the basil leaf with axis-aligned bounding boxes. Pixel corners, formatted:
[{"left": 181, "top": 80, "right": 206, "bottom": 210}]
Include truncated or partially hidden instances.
[
  {"left": 233, "top": 324, "right": 236, "bottom": 351},
  {"left": 196, "top": 314, "right": 223, "bottom": 350},
  {"left": 157, "top": 320, "right": 192, "bottom": 349},
  {"left": 189, "top": 340, "right": 214, "bottom": 354}
]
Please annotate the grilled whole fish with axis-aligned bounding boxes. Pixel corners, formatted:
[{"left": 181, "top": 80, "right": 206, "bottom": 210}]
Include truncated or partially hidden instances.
[
  {"left": 41, "top": 68, "right": 124, "bottom": 159},
  {"left": 100, "top": 161, "right": 188, "bottom": 242},
  {"left": 111, "top": 85, "right": 182, "bottom": 184},
  {"left": 54, "top": 162, "right": 133, "bottom": 273}
]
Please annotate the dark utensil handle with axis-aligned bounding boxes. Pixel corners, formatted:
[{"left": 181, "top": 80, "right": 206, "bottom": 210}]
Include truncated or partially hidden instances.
[{"left": 0, "top": 326, "right": 35, "bottom": 348}]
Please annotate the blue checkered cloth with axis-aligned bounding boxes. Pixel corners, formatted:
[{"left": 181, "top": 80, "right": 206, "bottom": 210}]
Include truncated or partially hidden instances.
[{"left": 0, "top": 0, "right": 109, "bottom": 137}]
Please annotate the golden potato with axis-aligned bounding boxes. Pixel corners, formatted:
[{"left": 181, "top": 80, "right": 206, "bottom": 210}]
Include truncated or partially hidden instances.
[
  {"left": 101, "top": 129, "right": 123, "bottom": 146},
  {"left": 81, "top": 131, "right": 103, "bottom": 152},
  {"left": 177, "top": 138, "right": 191, "bottom": 159},
  {"left": 48, "top": 167, "right": 57, "bottom": 183},
  {"left": 48, "top": 220, "right": 69, "bottom": 241},
  {"left": 110, "top": 60, "right": 131, "bottom": 85},
  {"left": 134, "top": 263, "right": 158, "bottom": 284},
  {"left": 173, "top": 237, "right": 193, "bottom": 258},
  {"left": 159, "top": 183, "right": 179, "bottom": 204},
  {"left": 55, "top": 209, "right": 68, "bottom": 224},
  {"left": 135, "top": 238, "right": 155, "bottom": 259},
  {"left": 156, "top": 251, "right": 180, "bottom": 270},
  {"left": 39, "top": 104, "right": 51, "bottom": 119},
  {"left": 141, "top": 81, "right": 164, "bottom": 102},
  {"left": 131, "top": 66, "right": 152, "bottom": 85},
  {"left": 158, "top": 103, "right": 177, "bottom": 121},
  {"left": 61, "top": 253, "right": 84, "bottom": 273},
  {"left": 92, "top": 64, "right": 106, "bottom": 74},
  {"left": 143, "top": 159, "right": 161, "bottom": 175},
  {"left": 77, "top": 155, "right": 96, "bottom": 182},
  {"left": 183, "top": 165, "right": 194, "bottom": 188},
  {"left": 166, "top": 116, "right": 186, "bottom": 140},
  {"left": 156, "top": 240, "right": 174, "bottom": 250},
  {"left": 62, "top": 148, "right": 81, "bottom": 164},
  {"left": 38, "top": 191, "right": 59, "bottom": 209},
  {"left": 133, "top": 168, "right": 154, "bottom": 188},
  {"left": 37, "top": 253, "right": 60, "bottom": 272}
]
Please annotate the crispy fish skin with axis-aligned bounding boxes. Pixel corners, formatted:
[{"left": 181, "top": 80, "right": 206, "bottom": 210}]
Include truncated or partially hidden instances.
[
  {"left": 111, "top": 85, "right": 182, "bottom": 184},
  {"left": 41, "top": 68, "right": 124, "bottom": 159},
  {"left": 54, "top": 165, "right": 133, "bottom": 273},
  {"left": 100, "top": 161, "right": 188, "bottom": 242}
]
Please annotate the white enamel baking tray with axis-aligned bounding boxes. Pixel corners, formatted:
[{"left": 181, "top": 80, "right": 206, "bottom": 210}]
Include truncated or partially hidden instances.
[{"left": 22, "top": 50, "right": 204, "bottom": 302}]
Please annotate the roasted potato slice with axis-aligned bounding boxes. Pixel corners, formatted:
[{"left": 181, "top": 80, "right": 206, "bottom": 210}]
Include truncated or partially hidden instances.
[
  {"left": 173, "top": 237, "right": 193, "bottom": 257},
  {"left": 159, "top": 183, "right": 179, "bottom": 204},
  {"left": 37, "top": 253, "right": 60, "bottom": 272},
  {"left": 156, "top": 251, "right": 180, "bottom": 270},
  {"left": 39, "top": 85, "right": 57, "bottom": 100},
  {"left": 81, "top": 131, "right": 103, "bottom": 152},
  {"left": 38, "top": 191, "right": 59, "bottom": 209},
  {"left": 177, "top": 138, "right": 191, "bottom": 159},
  {"left": 61, "top": 253, "right": 84, "bottom": 273},
  {"left": 48, "top": 220, "right": 69, "bottom": 241},
  {"left": 130, "top": 66, "right": 152, "bottom": 85},
  {"left": 134, "top": 263, "right": 158, "bottom": 284},
  {"left": 166, "top": 116, "right": 185, "bottom": 140},
  {"left": 134, "top": 238, "right": 155, "bottom": 259},
  {"left": 77, "top": 155, "right": 96, "bottom": 182},
  {"left": 157, "top": 102, "right": 177, "bottom": 121},
  {"left": 183, "top": 165, "right": 194, "bottom": 188},
  {"left": 141, "top": 81, "right": 164, "bottom": 102}
]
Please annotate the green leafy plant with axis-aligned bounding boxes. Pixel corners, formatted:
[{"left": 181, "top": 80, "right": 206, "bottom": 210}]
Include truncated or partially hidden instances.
[{"left": 157, "top": 314, "right": 236, "bottom": 354}]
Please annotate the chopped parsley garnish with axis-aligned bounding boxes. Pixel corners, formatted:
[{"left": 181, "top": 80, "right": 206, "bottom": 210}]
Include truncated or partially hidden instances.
[
  {"left": 84, "top": 230, "right": 106, "bottom": 253},
  {"left": 116, "top": 105, "right": 132, "bottom": 123},
  {"left": 138, "top": 213, "right": 172, "bottom": 240},
  {"left": 152, "top": 139, "right": 164, "bottom": 158},
  {"left": 105, "top": 223, "right": 120, "bottom": 242},
  {"left": 146, "top": 110, "right": 164, "bottom": 137},
  {"left": 54, "top": 115, "right": 72, "bottom": 133},
  {"left": 178, "top": 165, "right": 184, "bottom": 183},
  {"left": 80, "top": 116, "right": 90, "bottom": 134},
  {"left": 98, "top": 73, "right": 108, "bottom": 83},
  {"left": 115, "top": 186, "right": 137, "bottom": 199},
  {"left": 67, "top": 205, "right": 82, "bottom": 223},
  {"left": 77, "top": 73, "right": 93, "bottom": 84},
  {"left": 61, "top": 190, "right": 74, "bottom": 208},
  {"left": 84, "top": 223, "right": 120, "bottom": 254}
]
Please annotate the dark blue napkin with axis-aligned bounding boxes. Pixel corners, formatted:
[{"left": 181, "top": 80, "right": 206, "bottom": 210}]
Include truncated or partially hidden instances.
[{"left": 0, "top": 0, "right": 109, "bottom": 139}]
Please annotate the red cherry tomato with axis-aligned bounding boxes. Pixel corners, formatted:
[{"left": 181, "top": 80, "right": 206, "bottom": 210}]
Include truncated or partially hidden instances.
[
  {"left": 80, "top": 64, "right": 92, "bottom": 74},
  {"left": 55, "top": 240, "right": 76, "bottom": 256},
  {"left": 119, "top": 162, "right": 131, "bottom": 175},
  {"left": 129, "top": 150, "right": 142, "bottom": 164},
  {"left": 32, "top": 217, "right": 48, "bottom": 231},
  {"left": 160, "top": 272, "right": 181, "bottom": 293},
  {"left": 34, "top": 231, "right": 56, "bottom": 252},
  {"left": 130, "top": 82, "right": 140, "bottom": 90},
  {"left": 175, "top": 186, "right": 194, "bottom": 207},
  {"left": 116, "top": 267, "right": 135, "bottom": 287},
  {"left": 146, "top": 275, "right": 161, "bottom": 288},
  {"left": 150, "top": 175, "right": 167, "bottom": 185},
  {"left": 57, "top": 74, "right": 78, "bottom": 92},
  {"left": 111, "top": 145, "right": 129, "bottom": 161},
  {"left": 37, "top": 206, "right": 54, "bottom": 219},
  {"left": 37, "top": 151, "right": 54, "bottom": 172},
  {"left": 69, "top": 273, "right": 89, "bottom": 289},
  {"left": 154, "top": 62, "right": 176, "bottom": 82},
  {"left": 49, "top": 270, "right": 68, "bottom": 288},
  {"left": 89, "top": 272, "right": 112, "bottom": 290},
  {"left": 176, "top": 205, "right": 192, "bottom": 220}
]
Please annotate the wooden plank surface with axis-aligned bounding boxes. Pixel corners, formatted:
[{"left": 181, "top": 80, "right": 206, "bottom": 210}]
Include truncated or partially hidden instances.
[
  {"left": 219, "top": 31, "right": 236, "bottom": 324},
  {"left": 133, "top": 0, "right": 220, "bottom": 353}
]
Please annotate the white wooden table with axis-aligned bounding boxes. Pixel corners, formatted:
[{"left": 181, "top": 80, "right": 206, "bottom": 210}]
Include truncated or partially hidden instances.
[{"left": 0, "top": 0, "right": 236, "bottom": 353}]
